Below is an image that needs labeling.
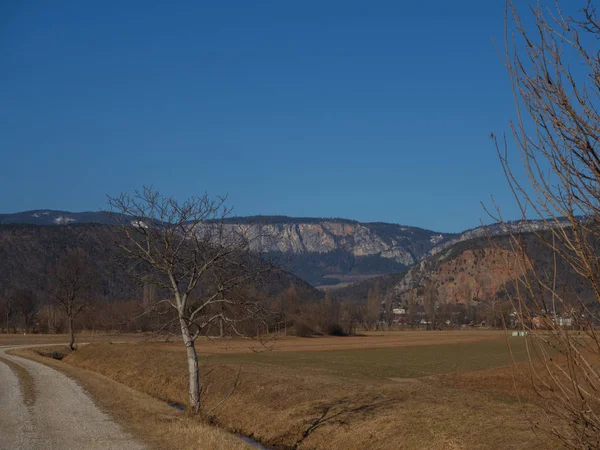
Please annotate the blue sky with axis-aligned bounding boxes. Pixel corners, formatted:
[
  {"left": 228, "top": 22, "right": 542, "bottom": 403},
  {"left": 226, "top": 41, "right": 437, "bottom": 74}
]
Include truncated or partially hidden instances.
[{"left": 1, "top": 1, "right": 525, "bottom": 232}]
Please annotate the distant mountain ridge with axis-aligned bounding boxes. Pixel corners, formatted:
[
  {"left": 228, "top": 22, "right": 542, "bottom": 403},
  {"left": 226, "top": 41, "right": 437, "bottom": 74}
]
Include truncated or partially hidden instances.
[
  {"left": 0, "top": 210, "right": 569, "bottom": 287},
  {"left": 1, "top": 210, "right": 458, "bottom": 285},
  {"left": 223, "top": 219, "right": 457, "bottom": 285},
  {"left": 0, "top": 223, "right": 322, "bottom": 306},
  {"left": 0, "top": 210, "right": 113, "bottom": 226}
]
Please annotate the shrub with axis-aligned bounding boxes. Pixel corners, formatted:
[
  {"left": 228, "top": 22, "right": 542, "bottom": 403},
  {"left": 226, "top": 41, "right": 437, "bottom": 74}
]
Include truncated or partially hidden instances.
[
  {"left": 294, "top": 318, "right": 315, "bottom": 337},
  {"left": 327, "top": 324, "right": 347, "bottom": 336}
]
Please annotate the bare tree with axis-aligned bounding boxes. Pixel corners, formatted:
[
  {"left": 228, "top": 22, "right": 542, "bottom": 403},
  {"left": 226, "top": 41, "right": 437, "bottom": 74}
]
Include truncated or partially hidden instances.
[
  {"left": 49, "top": 248, "right": 93, "bottom": 350},
  {"left": 318, "top": 289, "right": 336, "bottom": 334},
  {"left": 1, "top": 294, "right": 14, "bottom": 334},
  {"left": 339, "top": 300, "right": 359, "bottom": 335},
  {"left": 279, "top": 282, "right": 297, "bottom": 336},
  {"left": 12, "top": 289, "right": 38, "bottom": 333},
  {"left": 488, "top": 1, "right": 600, "bottom": 447},
  {"left": 365, "top": 281, "right": 381, "bottom": 331},
  {"left": 456, "top": 282, "right": 474, "bottom": 325},
  {"left": 107, "top": 187, "right": 273, "bottom": 413},
  {"left": 421, "top": 282, "right": 438, "bottom": 331},
  {"left": 384, "top": 293, "right": 393, "bottom": 330}
]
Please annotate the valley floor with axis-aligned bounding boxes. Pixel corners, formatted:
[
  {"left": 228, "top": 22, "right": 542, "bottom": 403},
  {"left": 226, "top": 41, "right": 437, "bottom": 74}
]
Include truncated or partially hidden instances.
[{"left": 5, "top": 331, "right": 560, "bottom": 450}]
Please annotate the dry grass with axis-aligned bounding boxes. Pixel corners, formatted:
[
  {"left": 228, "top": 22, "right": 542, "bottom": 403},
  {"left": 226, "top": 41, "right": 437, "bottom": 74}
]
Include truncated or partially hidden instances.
[
  {"left": 0, "top": 332, "right": 146, "bottom": 347},
  {"left": 190, "top": 330, "right": 507, "bottom": 354},
  {"left": 9, "top": 348, "right": 252, "bottom": 450},
  {"left": 440, "top": 360, "right": 540, "bottom": 402},
  {"left": 61, "top": 334, "right": 560, "bottom": 450},
  {"left": 0, "top": 329, "right": 503, "bottom": 351}
]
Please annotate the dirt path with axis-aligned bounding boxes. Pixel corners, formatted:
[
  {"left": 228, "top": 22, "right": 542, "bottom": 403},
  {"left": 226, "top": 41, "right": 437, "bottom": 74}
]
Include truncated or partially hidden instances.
[{"left": 0, "top": 345, "right": 146, "bottom": 450}]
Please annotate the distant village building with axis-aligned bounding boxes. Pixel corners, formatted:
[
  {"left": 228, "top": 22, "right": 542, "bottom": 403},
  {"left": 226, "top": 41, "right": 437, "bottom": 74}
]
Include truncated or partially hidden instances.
[
  {"left": 555, "top": 316, "right": 572, "bottom": 327},
  {"left": 530, "top": 314, "right": 573, "bottom": 329}
]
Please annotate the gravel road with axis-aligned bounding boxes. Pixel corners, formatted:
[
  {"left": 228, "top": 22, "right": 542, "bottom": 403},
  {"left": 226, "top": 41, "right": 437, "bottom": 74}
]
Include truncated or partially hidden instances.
[{"left": 0, "top": 345, "right": 146, "bottom": 450}]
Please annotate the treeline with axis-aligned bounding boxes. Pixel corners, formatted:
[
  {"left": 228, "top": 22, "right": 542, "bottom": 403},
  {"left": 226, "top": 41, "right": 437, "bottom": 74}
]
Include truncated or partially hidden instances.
[
  {"left": 0, "top": 276, "right": 517, "bottom": 337},
  {"left": 276, "top": 280, "right": 520, "bottom": 336},
  {"left": 267, "top": 281, "right": 391, "bottom": 337},
  {"left": 0, "top": 279, "right": 323, "bottom": 336},
  {"left": 0, "top": 223, "right": 322, "bottom": 336},
  {"left": 0, "top": 294, "right": 153, "bottom": 334}
]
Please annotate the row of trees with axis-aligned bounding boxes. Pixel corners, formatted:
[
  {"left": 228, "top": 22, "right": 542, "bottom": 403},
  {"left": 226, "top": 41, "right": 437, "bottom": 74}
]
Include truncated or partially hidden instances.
[
  {"left": 1, "top": 248, "right": 92, "bottom": 349},
  {"left": 271, "top": 279, "right": 516, "bottom": 336},
  {"left": 1, "top": 289, "right": 39, "bottom": 334},
  {"left": 270, "top": 282, "right": 391, "bottom": 336},
  {"left": 0, "top": 296, "right": 169, "bottom": 336},
  {"left": 0, "top": 274, "right": 516, "bottom": 340}
]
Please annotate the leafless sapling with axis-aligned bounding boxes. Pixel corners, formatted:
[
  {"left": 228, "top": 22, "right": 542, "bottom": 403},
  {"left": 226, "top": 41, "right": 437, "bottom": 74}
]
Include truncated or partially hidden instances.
[
  {"left": 107, "top": 187, "right": 274, "bottom": 413},
  {"left": 49, "top": 248, "right": 93, "bottom": 350}
]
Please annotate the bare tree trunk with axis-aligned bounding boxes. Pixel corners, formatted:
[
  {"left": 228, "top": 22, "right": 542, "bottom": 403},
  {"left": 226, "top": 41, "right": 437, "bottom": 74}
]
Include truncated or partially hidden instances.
[
  {"left": 68, "top": 314, "right": 75, "bottom": 351},
  {"left": 108, "top": 187, "right": 274, "bottom": 414},
  {"left": 180, "top": 317, "right": 200, "bottom": 412}
]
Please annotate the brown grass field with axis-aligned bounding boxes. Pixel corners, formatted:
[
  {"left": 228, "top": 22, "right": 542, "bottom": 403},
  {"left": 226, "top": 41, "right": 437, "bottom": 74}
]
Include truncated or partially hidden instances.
[
  {"left": 8, "top": 331, "right": 561, "bottom": 449},
  {"left": 0, "top": 332, "right": 145, "bottom": 347}
]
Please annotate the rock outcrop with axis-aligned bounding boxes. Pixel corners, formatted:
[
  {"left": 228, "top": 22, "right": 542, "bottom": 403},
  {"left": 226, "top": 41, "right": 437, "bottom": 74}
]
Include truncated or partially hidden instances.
[{"left": 229, "top": 219, "right": 453, "bottom": 266}]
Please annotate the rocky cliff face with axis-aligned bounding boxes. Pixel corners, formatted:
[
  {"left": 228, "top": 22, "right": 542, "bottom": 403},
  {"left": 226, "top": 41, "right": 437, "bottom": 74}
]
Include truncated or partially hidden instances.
[
  {"left": 390, "top": 227, "right": 593, "bottom": 308},
  {"left": 393, "top": 245, "right": 525, "bottom": 305},
  {"left": 427, "top": 218, "right": 571, "bottom": 257},
  {"left": 218, "top": 217, "right": 459, "bottom": 285},
  {"left": 0, "top": 211, "right": 461, "bottom": 286},
  {"left": 232, "top": 217, "right": 570, "bottom": 271},
  {"left": 207, "top": 217, "right": 462, "bottom": 286},
  {"left": 233, "top": 219, "right": 453, "bottom": 266},
  {"left": 3, "top": 211, "right": 572, "bottom": 290}
]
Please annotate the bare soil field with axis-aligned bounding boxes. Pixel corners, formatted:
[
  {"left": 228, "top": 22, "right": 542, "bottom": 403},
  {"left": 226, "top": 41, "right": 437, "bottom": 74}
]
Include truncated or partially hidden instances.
[{"left": 37, "top": 331, "right": 559, "bottom": 450}]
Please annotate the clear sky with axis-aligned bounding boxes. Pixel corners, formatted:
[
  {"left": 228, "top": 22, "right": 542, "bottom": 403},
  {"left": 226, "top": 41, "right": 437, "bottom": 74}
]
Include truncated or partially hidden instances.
[{"left": 1, "top": 1, "right": 525, "bottom": 232}]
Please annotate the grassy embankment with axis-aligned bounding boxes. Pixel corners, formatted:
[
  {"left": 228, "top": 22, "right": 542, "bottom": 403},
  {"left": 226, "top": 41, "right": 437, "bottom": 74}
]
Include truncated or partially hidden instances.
[
  {"left": 47, "top": 331, "right": 559, "bottom": 450},
  {"left": 9, "top": 346, "right": 253, "bottom": 450}
]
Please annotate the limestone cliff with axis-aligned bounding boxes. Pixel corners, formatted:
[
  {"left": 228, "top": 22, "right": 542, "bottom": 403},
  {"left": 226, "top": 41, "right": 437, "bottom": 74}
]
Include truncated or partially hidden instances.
[
  {"left": 393, "top": 245, "right": 525, "bottom": 305},
  {"left": 391, "top": 227, "right": 592, "bottom": 307}
]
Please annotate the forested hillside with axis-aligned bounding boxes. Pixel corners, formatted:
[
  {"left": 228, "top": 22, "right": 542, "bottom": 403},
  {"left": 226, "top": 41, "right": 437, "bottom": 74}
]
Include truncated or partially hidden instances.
[
  {"left": 0, "top": 211, "right": 460, "bottom": 286},
  {"left": 0, "top": 223, "right": 322, "bottom": 332},
  {"left": 392, "top": 228, "right": 598, "bottom": 307}
]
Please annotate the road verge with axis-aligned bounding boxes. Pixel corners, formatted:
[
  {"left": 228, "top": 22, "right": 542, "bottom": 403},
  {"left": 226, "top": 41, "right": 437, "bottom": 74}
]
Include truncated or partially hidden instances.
[{"left": 8, "top": 347, "right": 251, "bottom": 450}]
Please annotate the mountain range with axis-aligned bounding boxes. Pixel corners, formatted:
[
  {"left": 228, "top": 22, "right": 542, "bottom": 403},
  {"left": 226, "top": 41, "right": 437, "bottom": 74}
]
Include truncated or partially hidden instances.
[
  {"left": 3, "top": 208, "right": 592, "bottom": 330},
  {"left": 0, "top": 210, "right": 565, "bottom": 288},
  {"left": 0, "top": 222, "right": 322, "bottom": 305}
]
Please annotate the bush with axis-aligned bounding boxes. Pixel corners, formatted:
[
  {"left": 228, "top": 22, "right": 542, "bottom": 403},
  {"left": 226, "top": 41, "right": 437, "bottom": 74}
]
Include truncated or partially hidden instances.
[
  {"left": 294, "top": 318, "right": 315, "bottom": 337},
  {"left": 35, "top": 346, "right": 72, "bottom": 360},
  {"left": 327, "top": 324, "right": 347, "bottom": 336}
]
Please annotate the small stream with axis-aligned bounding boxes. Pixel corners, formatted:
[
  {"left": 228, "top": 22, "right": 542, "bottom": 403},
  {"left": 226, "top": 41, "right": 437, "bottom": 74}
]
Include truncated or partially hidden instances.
[
  {"left": 236, "top": 434, "right": 271, "bottom": 450},
  {"left": 167, "top": 402, "right": 271, "bottom": 449}
]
